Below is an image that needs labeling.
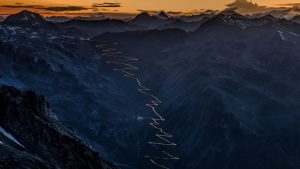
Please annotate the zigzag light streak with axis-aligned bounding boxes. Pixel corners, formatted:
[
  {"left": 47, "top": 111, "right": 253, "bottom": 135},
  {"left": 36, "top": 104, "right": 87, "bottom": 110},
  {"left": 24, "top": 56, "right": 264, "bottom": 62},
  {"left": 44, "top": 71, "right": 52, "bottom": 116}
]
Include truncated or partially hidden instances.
[{"left": 95, "top": 41, "right": 179, "bottom": 169}]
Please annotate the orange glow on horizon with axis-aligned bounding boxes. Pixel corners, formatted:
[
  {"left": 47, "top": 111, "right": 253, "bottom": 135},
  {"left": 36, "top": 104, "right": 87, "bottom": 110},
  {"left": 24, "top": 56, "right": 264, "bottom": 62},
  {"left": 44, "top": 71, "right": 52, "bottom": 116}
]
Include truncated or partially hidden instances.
[{"left": 0, "top": 0, "right": 299, "bottom": 17}]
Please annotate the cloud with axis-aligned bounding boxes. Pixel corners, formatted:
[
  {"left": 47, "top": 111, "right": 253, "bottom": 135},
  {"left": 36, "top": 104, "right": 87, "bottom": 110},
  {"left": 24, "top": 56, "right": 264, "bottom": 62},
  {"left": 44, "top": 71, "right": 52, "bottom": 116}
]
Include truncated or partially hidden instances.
[
  {"left": 227, "top": 0, "right": 265, "bottom": 8},
  {"left": 44, "top": 16, "right": 72, "bottom": 22},
  {"left": 226, "top": 0, "right": 267, "bottom": 13},
  {"left": 136, "top": 9, "right": 218, "bottom": 16},
  {"left": 2, "top": 4, "right": 43, "bottom": 9},
  {"left": 278, "top": 3, "right": 300, "bottom": 7},
  {"left": 225, "top": 0, "right": 300, "bottom": 16},
  {"left": 167, "top": 11, "right": 182, "bottom": 15},
  {"left": 136, "top": 9, "right": 178, "bottom": 13},
  {"left": 41, "top": 6, "right": 89, "bottom": 12},
  {"left": 92, "top": 2, "right": 121, "bottom": 8},
  {"left": 136, "top": 9, "right": 178, "bottom": 16},
  {"left": 137, "top": 9, "right": 161, "bottom": 13},
  {"left": 98, "top": 8, "right": 112, "bottom": 12},
  {"left": 1, "top": 3, "right": 89, "bottom": 12}
]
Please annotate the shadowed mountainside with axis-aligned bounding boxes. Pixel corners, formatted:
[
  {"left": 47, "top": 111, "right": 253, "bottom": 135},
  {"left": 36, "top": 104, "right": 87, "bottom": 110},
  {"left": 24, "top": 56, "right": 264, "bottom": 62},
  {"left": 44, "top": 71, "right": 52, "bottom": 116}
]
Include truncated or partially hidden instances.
[
  {"left": 94, "top": 10, "right": 300, "bottom": 169},
  {"left": 0, "top": 84, "right": 118, "bottom": 169}
]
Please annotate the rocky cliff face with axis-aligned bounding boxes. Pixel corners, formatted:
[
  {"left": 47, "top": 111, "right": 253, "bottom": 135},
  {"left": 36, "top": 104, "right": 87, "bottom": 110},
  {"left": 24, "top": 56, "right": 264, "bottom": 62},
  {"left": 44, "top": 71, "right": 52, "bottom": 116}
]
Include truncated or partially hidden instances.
[{"left": 0, "top": 84, "right": 118, "bottom": 169}]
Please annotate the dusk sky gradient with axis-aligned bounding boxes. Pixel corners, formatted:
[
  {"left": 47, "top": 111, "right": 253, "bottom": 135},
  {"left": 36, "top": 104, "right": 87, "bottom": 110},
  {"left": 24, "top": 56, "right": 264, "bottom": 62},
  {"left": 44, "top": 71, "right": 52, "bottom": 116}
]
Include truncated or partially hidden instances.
[{"left": 0, "top": 0, "right": 300, "bottom": 16}]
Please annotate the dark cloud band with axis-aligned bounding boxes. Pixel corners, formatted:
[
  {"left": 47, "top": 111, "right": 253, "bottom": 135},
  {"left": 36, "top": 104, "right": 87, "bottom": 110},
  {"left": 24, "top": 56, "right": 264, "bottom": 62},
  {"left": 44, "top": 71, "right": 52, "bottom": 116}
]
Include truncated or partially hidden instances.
[
  {"left": 137, "top": 10, "right": 182, "bottom": 15},
  {"left": 2, "top": 4, "right": 89, "bottom": 11},
  {"left": 41, "top": 6, "right": 89, "bottom": 12},
  {"left": 278, "top": 3, "right": 300, "bottom": 7},
  {"left": 92, "top": 2, "right": 122, "bottom": 8},
  {"left": 2, "top": 2, "right": 122, "bottom": 11},
  {"left": 2, "top": 5, "right": 44, "bottom": 9}
]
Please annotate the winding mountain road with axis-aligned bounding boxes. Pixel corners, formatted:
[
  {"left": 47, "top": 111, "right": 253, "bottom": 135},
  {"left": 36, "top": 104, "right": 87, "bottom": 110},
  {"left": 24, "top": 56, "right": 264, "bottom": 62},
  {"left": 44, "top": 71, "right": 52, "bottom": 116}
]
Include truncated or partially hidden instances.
[{"left": 94, "top": 41, "right": 179, "bottom": 169}]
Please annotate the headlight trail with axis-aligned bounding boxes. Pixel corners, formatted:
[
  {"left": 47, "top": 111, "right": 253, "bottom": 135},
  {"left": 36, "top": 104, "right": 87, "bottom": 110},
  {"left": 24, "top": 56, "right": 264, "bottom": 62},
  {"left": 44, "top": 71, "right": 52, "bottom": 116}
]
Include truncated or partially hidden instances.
[{"left": 94, "top": 41, "right": 179, "bottom": 169}]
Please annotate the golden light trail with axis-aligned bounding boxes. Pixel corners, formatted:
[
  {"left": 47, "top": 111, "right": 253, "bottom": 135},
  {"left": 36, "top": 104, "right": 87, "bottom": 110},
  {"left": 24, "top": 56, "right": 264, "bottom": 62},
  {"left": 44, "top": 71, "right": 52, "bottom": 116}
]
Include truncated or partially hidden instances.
[{"left": 95, "top": 40, "right": 179, "bottom": 169}]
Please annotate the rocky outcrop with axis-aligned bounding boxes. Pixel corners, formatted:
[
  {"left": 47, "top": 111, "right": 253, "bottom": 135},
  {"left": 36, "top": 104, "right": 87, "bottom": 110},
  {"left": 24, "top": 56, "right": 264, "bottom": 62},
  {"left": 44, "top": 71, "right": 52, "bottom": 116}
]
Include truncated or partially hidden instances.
[{"left": 0, "top": 85, "right": 118, "bottom": 169}]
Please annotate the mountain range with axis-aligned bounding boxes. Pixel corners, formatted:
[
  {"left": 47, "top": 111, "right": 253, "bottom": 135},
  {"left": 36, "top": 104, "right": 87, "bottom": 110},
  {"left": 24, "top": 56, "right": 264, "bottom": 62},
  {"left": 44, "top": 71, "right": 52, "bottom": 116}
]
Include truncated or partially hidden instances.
[
  {"left": 57, "top": 11, "right": 208, "bottom": 36},
  {"left": 2, "top": 9, "right": 300, "bottom": 35},
  {"left": 0, "top": 9, "right": 300, "bottom": 169},
  {"left": 95, "top": 10, "right": 300, "bottom": 169}
]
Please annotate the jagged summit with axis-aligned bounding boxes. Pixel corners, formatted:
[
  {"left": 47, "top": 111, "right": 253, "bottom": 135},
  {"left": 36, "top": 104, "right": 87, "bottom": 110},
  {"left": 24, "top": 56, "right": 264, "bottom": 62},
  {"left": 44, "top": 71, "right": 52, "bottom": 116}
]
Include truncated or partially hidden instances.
[
  {"left": 157, "top": 11, "right": 169, "bottom": 19},
  {"left": 194, "top": 9, "right": 251, "bottom": 32},
  {"left": 197, "top": 9, "right": 248, "bottom": 27},
  {"left": 5, "top": 10, "right": 44, "bottom": 23},
  {"left": 218, "top": 9, "right": 247, "bottom": 19},
  {"left": 259, "top": 14, "right": 277, "bottom": 21},
  {"left": 131, "top": 11, "right": 173, "bottom": 28},
  {"left": 134, "top": 12, "right": 151, "bottom": 20},
  {"left": 3, "top": 10, "right": 56, "bottom": 29}
]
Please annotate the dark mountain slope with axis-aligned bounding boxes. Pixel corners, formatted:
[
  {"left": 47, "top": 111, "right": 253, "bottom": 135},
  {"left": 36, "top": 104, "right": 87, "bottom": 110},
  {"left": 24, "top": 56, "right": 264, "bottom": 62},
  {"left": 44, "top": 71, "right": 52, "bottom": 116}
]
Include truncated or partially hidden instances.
[
  {"left": 59, "top": 19, "right": 139, "bottom": 36},
  {"left": 291, "top": 15, "right": 300, "bottom": 24},
  {"left": 2, "top": 10, "right": 300, "bottom": 169},
  {"left": 0, "top": 21, "right": 148, "bottom": 168},
  {"left": 157, "top": 11, "right": 169, "bottom": 19},
  {"left": 180, "top": 13, "right": 214, "bottom": 22},
  {"left": 95, "top": 13, "right": 300, "bottom": 169},
  {"left": 0, "top": 84, "right": 118, "bottom": 169},
  {"left": 158, "top": 19, "right": 205, "bottom": 32},
  {"left": 130, "top": 12, "right": 174, "bottom": 29},
  {"left": 95, "top": 29, "right": 188, "bottom": 54}
]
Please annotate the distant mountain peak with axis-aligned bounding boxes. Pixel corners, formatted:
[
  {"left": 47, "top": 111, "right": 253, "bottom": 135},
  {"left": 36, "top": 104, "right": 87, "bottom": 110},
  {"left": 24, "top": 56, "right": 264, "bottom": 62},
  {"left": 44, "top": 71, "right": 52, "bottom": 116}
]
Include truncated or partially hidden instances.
[
  {"left": 260, "top": 14, "right": 277, "bottom": 21},
  {"left": 131, "top": 12, "right": 173, "bottom": 29},
  {"left": 3, "top": 10, "right": 56, "bottom": 29},
  {"left": 136, "top": 12, "right": 151, "bottom": 18},
  {"left": 11, "top": 10, "right": 43, "bottom": 21},
  {"left": 196, "top": 9, "right": 250, "bottom": 31},
  {"left": 292, "top": 15, "right": 300, "bottom": 19},
  {"left": 219, "top": 9, "right": 242, "bottom": 17},
  {"left": 157, "top": 11, "right": 169, "bottom": 19},
  {"left": 20, "top": 10, "right": 35, "bottom": 14},
  {"left": 217, "top": 9, "right": 248, "bottom": 21}
]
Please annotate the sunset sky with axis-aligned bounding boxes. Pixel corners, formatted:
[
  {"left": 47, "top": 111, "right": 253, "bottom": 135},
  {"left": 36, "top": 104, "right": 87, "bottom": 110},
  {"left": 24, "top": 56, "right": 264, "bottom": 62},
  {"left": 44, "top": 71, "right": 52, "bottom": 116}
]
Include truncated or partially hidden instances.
[{"left": 0, "top": 0, "right": 300, "bottom": 17}]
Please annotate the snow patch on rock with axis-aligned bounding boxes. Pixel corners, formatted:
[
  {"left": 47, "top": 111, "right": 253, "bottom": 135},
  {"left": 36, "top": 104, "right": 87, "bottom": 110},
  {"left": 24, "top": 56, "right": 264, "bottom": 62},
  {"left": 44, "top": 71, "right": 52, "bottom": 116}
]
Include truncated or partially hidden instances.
[
  {"left": 278, "top": 31, "right": 287, "bottom": 41},
  {"left": 0, "top": 126, "right": 25, "bottom": 148}
]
